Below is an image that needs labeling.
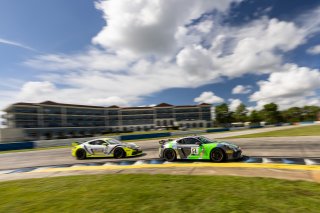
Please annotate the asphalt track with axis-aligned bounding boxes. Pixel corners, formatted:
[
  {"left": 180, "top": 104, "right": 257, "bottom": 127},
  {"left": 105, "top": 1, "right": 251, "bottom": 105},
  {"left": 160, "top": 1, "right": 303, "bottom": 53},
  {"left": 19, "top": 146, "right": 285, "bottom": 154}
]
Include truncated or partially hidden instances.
[{"left": 0, "top": 125, "right": 319, "bottom": 170}]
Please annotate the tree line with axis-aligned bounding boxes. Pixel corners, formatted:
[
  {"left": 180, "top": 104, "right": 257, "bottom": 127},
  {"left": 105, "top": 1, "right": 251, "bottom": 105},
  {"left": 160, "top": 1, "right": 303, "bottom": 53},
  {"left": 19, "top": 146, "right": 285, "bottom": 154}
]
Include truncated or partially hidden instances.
[{"left": 214, "top": 103, "right": 320, "bottom": 126}]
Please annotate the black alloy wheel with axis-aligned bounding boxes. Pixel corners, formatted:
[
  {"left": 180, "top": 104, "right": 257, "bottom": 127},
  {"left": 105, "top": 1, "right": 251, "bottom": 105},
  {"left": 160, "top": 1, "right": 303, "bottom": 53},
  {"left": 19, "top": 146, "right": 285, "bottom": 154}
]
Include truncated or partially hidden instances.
[
  {"left": 114, "top": 147, "right": 126, "bottom": 159},
  {"left": 163, "top": 149, "right": 177, "bottom": 162},
  {"left": 76, "top": 148, "right": 86, "bottom": 160},
  {"left": 210, "top": 148, "right": 225, "bottom": 162}
]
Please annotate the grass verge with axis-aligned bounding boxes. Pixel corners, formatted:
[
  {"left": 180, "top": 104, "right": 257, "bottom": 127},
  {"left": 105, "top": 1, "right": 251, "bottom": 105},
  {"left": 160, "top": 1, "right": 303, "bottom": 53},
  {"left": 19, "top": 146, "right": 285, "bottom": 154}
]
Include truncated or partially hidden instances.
[
  {"left": 0, "top": 174, "right": 320, "bottom": 213},
  {"left": 224, "top": 124, "right": 320, "bottom": 139}
]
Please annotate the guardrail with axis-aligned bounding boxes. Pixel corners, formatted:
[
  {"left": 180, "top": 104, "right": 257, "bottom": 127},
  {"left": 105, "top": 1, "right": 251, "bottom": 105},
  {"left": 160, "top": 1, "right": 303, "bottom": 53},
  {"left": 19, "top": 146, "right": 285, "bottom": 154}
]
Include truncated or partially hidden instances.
[{"left": 0, "top": 141, "right": 35, "bottom": 151}]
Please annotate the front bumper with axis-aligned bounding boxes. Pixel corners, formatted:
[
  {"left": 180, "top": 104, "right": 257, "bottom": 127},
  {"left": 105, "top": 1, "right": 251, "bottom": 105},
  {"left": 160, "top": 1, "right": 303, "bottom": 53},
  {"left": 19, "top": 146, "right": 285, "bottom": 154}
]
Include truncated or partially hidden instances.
[{"left": 132, "top": 149, "right": 143, "bottom": 156}]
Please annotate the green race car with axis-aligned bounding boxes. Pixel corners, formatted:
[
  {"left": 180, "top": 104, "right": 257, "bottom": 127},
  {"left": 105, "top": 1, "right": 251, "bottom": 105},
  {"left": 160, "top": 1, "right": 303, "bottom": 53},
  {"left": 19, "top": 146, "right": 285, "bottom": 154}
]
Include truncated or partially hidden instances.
[
  {"left": 159, "top": 136, "right": 242, "bottom": 162},
  {"left": 72, "top": 138, "right": 143, "bottom": 160}
]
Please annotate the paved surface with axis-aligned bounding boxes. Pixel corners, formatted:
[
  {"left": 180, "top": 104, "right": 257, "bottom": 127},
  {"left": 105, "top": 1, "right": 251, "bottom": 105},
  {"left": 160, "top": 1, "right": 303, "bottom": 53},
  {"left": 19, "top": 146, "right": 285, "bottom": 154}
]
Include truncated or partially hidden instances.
[
  {"left": 0, "top": 124, "right": 319, "bottom": 183},
  {"left": 0, "top": 125, "right": 319, "bottom": 170}
]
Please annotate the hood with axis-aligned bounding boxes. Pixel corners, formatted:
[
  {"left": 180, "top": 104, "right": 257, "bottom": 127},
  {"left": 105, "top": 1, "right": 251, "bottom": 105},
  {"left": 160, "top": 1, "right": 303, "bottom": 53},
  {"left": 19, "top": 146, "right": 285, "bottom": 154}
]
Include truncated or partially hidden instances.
[
  {"left": 219, "top": 141, "right": 239, "bottom": 149},
  {"left": 126, "top": 142, "right": 139, "bottom": 149}
]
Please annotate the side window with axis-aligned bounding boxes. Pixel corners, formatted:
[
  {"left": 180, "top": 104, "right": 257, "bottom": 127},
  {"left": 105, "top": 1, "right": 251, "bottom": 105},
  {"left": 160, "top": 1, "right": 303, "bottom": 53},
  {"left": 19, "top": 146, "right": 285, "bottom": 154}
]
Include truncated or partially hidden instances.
[
  {"left": 89, "top": 140, "right": 105, "bottom": 145},
  {"left": 95, "top": 140, "right": 106, "bottom": 145},
  {"left": 177, "top": 139, "right": 185, "bottom": 144},
  {"left": 88, "top": 140, "right": 97, "bottom": 145},
  {"left": 184, "top": 138, "right": 200, "bottom": 145}
]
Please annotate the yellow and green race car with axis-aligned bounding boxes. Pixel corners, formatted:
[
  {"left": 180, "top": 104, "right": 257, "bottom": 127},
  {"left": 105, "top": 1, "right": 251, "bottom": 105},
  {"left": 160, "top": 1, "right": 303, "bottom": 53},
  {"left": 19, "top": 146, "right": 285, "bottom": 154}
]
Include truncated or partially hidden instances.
[
  {"left": 159, "top": 136, "right": 242, "bottom": 162},
  {"left": 72, "top": 138, "right": 143, "bottom": 160}
]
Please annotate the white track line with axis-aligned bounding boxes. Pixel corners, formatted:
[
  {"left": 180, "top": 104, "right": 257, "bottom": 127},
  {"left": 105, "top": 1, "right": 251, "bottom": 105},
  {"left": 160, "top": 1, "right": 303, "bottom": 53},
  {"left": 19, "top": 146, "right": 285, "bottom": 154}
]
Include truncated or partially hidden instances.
[
  {"left": 304, "top": 159, "right": 318, "bottom": 165},
  {"left": 262, "top": 158, "right": 273, "bottom": 163}
]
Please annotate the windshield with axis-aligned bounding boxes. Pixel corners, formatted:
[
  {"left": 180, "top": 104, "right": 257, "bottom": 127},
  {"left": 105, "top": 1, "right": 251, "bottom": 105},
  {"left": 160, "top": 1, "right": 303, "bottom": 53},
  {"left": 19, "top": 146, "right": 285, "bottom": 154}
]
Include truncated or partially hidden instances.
[
  {"left": 107, "top": 138, "right": 123, "bottom": 145},
  {"left": 197, "top": 136, "right": 214, "bottom": 144}
]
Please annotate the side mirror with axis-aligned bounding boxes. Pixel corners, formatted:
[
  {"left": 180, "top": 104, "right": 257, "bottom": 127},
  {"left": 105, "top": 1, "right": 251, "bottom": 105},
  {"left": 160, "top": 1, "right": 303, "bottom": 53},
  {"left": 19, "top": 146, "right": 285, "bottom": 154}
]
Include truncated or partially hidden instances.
[{"left": 195, "top": 142, "right": 202, "bottom": 146}]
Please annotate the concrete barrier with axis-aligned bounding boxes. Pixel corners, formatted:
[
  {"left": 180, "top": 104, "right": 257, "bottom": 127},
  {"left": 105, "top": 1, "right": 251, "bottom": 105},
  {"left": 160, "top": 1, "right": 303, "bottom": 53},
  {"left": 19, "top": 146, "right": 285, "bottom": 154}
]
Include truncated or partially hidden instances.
[{"left": 298, "top": 121, "right": 315, "bottom": 125}]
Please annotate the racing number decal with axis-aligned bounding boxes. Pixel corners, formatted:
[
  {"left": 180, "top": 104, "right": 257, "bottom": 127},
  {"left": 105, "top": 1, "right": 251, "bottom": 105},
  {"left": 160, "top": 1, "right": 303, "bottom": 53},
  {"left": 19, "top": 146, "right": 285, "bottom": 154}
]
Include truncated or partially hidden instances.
[{"left": 191, "top": 147, "right": 199, "bottom": 155}]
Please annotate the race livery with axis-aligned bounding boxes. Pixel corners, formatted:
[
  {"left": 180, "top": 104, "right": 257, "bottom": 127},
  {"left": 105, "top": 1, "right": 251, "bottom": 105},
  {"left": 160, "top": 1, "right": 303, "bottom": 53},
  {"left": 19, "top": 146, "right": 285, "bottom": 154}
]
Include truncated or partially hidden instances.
[
  {"left": 72, "top": 138, "right": 142, "bottom": 160},
  {"left": 159, "top": 136, "right": 242, "bottom": 162}
]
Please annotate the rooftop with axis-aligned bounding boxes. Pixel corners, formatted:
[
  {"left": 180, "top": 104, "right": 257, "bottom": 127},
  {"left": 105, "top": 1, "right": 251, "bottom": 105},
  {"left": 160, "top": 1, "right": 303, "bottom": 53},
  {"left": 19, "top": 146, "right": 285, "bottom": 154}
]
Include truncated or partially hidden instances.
[{"left": 4, "top": 101, "right": 211, "bottom": 111}]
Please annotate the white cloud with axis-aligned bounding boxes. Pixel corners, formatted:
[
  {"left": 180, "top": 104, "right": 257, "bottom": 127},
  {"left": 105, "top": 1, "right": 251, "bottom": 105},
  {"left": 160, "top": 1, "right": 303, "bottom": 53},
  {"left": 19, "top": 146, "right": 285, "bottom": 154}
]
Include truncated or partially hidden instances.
[
  {"left": 307, "top": 44, "right": 320, "bottom": 55},
  {"left": 229, "top": 98, "right": 242, "bottom": 111},
  {"left": 17, "top": 81, "right": 57, "bottom": 102},
  {"left": 2, "top": 1, "right": 320, "bottom": 111},
  {"left": 194, "top": 91, "right": 224, "bottom": 104},
  {"left": 250, "top": 64, "right": 320, "bottom": 109},
  {"left": 232, "top": 85, "right": 252, "bottom": 94},
  {"left": 92, "top": 0, "right": 241, "bottom": 56},
  {"left": 0, "top": 38, "right": 36, "bottom": 51},
  {"left": 88, "top": 96, "right": 129, "bottom": 106}
]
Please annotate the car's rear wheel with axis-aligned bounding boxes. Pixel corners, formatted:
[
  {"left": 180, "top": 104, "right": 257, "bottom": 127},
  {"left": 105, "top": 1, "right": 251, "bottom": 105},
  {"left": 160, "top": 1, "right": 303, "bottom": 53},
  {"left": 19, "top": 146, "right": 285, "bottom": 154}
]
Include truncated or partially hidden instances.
[
  {"left": 114, "top": 147, "right": 126, "bottom": 159},
  {"left": 210, "top": 148, "right": 225, "bottom": 162},
  {"left": 76, "top": 148, "right": 86, "bottom": 160},
  {"left": 163, "top": 149, "right": 176, "bottom": 162}
]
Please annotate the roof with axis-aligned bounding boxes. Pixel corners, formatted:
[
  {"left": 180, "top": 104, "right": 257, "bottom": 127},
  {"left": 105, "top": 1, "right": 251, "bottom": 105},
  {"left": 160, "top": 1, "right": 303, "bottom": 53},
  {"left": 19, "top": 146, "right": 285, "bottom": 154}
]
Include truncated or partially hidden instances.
[
  {"left": 122, "top": 107, "right": 153, "bottom": 110},
  {"left": 175, "top": 105, "right": 199, "bottom": 108},
  {"left": 155, "top": 103, "right": 173, "bottom": 107},
  {"left": 4, "top": 101, "right": 208, "bottom": 111},
  {"left": 198, "top": 103, "right": 211, "bottom": 106},
  {"left": 108, "top": 105, "right": 120, "bottom": 109}
]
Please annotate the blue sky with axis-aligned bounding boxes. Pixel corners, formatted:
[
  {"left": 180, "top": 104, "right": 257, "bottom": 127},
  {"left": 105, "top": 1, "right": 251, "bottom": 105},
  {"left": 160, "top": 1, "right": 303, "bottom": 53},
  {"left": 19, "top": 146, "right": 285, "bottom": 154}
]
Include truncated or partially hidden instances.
[{"left": 0, "top": 0, "right": 320, "bottom": 113}]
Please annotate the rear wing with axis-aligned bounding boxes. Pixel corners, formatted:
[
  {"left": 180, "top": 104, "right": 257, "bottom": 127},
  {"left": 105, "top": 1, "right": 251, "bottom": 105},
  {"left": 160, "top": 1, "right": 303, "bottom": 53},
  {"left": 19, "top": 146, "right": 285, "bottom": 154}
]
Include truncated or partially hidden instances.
[
  {"left": 71, "top": 142, "right": 80, "bottom": 147},
  {"left": 159, "top": 138, "right": 173, "bottom": 145}
]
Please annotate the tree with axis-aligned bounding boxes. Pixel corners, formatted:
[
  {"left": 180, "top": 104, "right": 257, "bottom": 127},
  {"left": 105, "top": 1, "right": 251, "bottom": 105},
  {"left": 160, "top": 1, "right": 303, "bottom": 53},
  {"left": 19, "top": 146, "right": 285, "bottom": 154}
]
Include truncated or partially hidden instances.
[
  {"left": 214, "top": 103, "right": 233, "bottom": 126},
  {"left": 249, "top": 110, "right": 262, "bottom": 123},
  {"left": 261, "top": 103, "right": 282, "bottom": 124},
  {"left": 233, "top": 103, "right": 248, "bottom": 122},
  {"left": 301, "top": 106, "right": 320, "bottom": 121},
  {"left": 281, "top": 107, "right": 302, "bottom": 123}
]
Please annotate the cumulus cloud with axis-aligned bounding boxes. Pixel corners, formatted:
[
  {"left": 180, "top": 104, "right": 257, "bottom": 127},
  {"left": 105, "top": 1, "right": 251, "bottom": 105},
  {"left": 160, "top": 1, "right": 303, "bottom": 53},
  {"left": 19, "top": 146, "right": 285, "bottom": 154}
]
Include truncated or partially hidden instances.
[
  {"left": 4, "top": 1, "right": 320, "bottom": 110},
  {"left": 229, "top": 98, "right": 242, "bottom": 111},
  {"left": 250, "top": 64, "right": 320, "bottom": 109},
  {"left": 92, "top": 0, "right": 241, "bottom": 56},
  {"left": 307, "top": 44, "right": 320, "bottom": 55},
  {"left": 194, "top": 91, "right": 224, "bottom": 104},
  {"left": 232, "top": 85, "right": 252, "bottom": 94}
]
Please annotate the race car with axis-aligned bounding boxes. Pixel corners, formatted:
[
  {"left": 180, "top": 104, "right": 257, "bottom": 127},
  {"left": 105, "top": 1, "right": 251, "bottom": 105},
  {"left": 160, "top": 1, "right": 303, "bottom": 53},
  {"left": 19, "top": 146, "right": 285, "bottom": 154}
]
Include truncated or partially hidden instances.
[
  {"left": 72, "top": 138, "right": 142, "bottom": 160},
  {"left": 159, "top": 136, "right": 242, "bottom": 162}
]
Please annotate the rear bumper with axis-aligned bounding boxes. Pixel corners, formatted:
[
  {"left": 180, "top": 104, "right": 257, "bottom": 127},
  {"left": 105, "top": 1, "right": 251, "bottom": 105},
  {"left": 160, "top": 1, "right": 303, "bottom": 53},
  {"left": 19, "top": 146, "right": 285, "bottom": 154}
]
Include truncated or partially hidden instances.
[{"left": 159, "top": 148, "right": 164, "bottom": 158}]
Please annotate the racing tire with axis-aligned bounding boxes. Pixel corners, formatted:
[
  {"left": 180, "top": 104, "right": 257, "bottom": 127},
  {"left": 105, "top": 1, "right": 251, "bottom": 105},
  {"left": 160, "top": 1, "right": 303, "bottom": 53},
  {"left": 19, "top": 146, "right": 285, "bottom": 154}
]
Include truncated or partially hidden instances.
[
  {"left": 163, "top": 149, "right": 176, "bottom": 162},
  {"left": 113, "top": 147, "right": 126, "bottom": 159},
  {"left": 210, "top": 148, "right": 226, "bottom": 162},
  {"left": 76, "top": 148, "right": 86, "bottom": 160}
]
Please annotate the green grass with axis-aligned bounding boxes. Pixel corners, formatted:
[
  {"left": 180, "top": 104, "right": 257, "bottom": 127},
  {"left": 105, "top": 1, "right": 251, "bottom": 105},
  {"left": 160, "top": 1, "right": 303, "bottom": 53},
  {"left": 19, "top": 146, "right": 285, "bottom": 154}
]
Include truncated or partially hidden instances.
[
  {"left": 0, "top": 174, "right": 320, "bottom": 213},
  {"left": 224, "top": 125, "right": 320, "bottom": 139}
]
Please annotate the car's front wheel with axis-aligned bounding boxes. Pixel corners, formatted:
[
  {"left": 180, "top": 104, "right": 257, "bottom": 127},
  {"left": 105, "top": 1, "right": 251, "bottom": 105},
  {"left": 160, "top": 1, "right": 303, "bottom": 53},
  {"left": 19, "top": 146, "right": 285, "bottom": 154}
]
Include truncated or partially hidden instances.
[
  {"left": 113, "top": 147, "right": 126, "bottom": 159},
  {"left": 163, "top": 149, "right": 176, "bottom": 162},
  {"left": 210, "top": 148, "right": 225, "bottom": 162},
  {"left": 76, "top": 148, "right": 86, "bottom": 160}
]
